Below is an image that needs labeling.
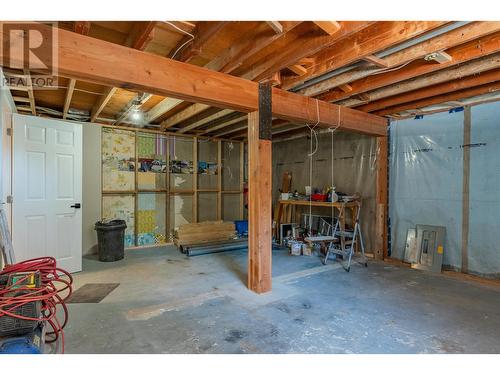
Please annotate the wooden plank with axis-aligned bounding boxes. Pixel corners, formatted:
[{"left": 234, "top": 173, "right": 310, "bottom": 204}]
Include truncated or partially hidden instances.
[
  {"left": 247, "top": 111, "right": 272, "bottom": 293},
  {"left": 63, "top": 78, "right": 76, "bottom": 119},
  {"left": 272, "top": 89, "right": 387, "bottom": 135},
  {"left": 145, "top": 97, "right": 183, "bottom": 123},
  {"left": 161, "top": 103, "right": 211, "bottom": 130},
  {"left": 73, "top": 21, "right": 91, "bottom": 35},
  {"left": 23, "top": 70, "right": 36, "bottom": 115},
  {"left": 356, "top": 67, "right": 500, "bottom": 113},
  {"left": 461, "top": 106, "right": 471, "bottom": 273},
  {"left": 206, "top": 22, "right": 302, "bottom": 74},
  {"left": 288, "top": 64, "right": 308, "bottom": 76},
  {"left": 266, "top": 21, "right": 283, "bottom": 34},
  {"left": 176, "top": 21, "right": 229, "bottom": 62},
  {"left": 375, "top": 136, "right": 388, "bottom": 259},
  {"left": 374, "top": 81, "right": 500, "bottom": 116},
  {"left": 244, "top": 21, "right": 374, "bottom": 82},
  {"left": 0, "top": 22, "right": 386, "bottom": 135},
  {"left": 125, "top": 21, "right": 157, "bottom": 50},
  {"left": 177, "top": 109, "right": 234, "bottom": 134},
  {"left": 362, "top": 54, "right": 388, "bottom": 68},
  {"left": 305, "top": 23, "right": 500, "bottom": 99},
  {"left": 90, "top": 87, "right": 117, "bottom": 122},
  {"left": 199, "top": 113, "right": 247, "bottom": 135},
  {"left": 344, "top": 54, "right": 500, "bottom": 110},
  {"left": 313, "top": 21, "right": 341, "bottom": 35},
  {"left": 281, "top": 21, "right": 448, "bottom": 90}
]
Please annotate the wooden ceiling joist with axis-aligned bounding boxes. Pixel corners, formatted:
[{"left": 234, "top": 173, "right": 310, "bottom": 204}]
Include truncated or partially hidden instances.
[
  {"left": 90, "top": 87, "right": 117, "bottom": 122},
  {"left": 243, "top": 21, "right": 374, "bottom": 82},
  {"left": 205, "top": 22, "right": 302, "bottom": 74},
  {"left": 125, "top": 21, "right": 157, "bottom": 50},
  {"left": 23, "top": 69, "right": 36, "bottom": 115},
  {"left": 302, "top": 22, "right": 500, "bottom": 99},
  {"left": 375, "top": 81, "right": 500, "bottom": 116},
  {"left": 144, "top": 97, "right": 183, "bottom": 123},
  {"left": 175, "top": 21, "right": 229, "bottom": 62},
  {"left": 340, "top": 53, "right": 500, "bottom": 108},
  {"left": 362, "top": 55, "right": 389, "bottom": 68},
  {"left": 73, "top": 21, "right": 91, "bottom": 35},
  {"left": 265, "top": 21, "right": 283, "bottom": 34},
  {"left": 199, "top": 113, "right": 247, "bottom": 135},
  {"left": 177, "top": 109, "right": 235, "bottom": 134},
  {"left": 63, "top": 79, "right": 76, "bottom": 119},
  {"left": 282, "top": 21, "right": 449, "bottom": 90},
  {"left": 0, "top": 22, "right": 387, "bottom": 135},
  {"left": 358, "top": 68, "right": 500, "bottom": 114},
  {"left": 312, "top": 21, "right": 341, "bottom": 35},
  {"left": 161, "top": 103, "right": 211, "bottom": 130}
]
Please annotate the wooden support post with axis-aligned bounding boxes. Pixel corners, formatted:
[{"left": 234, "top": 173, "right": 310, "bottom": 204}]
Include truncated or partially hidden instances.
[
  {"left": 375, "top": 134, "right": 388, "bottom": 259},
  {"left": 247, "top": 83, "right": 272, "bottom": 294}
]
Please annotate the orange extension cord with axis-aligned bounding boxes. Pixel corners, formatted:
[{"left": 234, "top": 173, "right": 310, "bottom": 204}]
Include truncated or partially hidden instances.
[{"left": 0, "top": 257, "right": 73, "bottom": 353}]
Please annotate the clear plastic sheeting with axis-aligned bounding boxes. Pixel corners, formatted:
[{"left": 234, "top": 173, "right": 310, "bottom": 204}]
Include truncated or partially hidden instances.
[
  {"left": 468, "top": 102, "right": 500, "bottom": 277},
  {"left": 390, "top": 102, "right": 500, "bottom": 278},
  {"left": 389, "top": 110, "right": 464, "bottom": 269},
  {"left": 273, "top": 131, "right": 377, "bottom": 252}
]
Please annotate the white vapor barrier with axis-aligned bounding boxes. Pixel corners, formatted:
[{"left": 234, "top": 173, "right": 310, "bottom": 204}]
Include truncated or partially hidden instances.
[
  {"left": 468, "top": 102, "right": 500, "bottom": 277},
  {"left": 389, "top": 110, "right": 464, "bottom": 269}
]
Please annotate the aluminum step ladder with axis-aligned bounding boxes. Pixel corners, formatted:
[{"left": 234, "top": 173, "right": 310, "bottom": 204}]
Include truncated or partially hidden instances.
[{"left": 321, "top": 201, "right": 367, "bottom": 272}]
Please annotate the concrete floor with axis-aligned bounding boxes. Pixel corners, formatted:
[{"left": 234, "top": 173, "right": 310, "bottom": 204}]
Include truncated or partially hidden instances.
[{"left": 65, "top": 246, "right": 500, "bottom": 354}]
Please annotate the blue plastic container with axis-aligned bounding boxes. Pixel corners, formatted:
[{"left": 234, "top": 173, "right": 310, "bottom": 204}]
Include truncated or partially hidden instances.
[{"left": 234, "top": 220, "right": 248, "bottom": 236}]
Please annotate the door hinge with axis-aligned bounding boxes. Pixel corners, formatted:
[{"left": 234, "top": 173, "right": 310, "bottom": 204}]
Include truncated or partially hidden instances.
[
  {"left": 6, "top": 128, "right": 12, "bottom": 136},
  {"left": 6, "top": 196, "right": 13, "bottom": 204}
]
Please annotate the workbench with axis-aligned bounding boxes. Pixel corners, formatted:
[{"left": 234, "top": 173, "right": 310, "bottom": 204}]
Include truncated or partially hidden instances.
[{"left": 274, "top": 199, "right": 360, "bottom": 245}]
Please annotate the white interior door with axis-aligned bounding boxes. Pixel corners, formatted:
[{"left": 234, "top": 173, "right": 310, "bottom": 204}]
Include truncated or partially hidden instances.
[{"left": 13, "top": 114, "right": 82, "bottom": 273}]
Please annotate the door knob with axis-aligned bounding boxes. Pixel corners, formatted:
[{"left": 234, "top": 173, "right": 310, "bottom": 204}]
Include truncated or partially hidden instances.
[{"left": 70, "top": 203, "right": 81, "bottom": 209}]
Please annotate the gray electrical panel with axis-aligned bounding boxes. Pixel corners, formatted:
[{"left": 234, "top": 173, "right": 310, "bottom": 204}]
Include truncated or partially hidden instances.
[{"left": 411, "top": 224, "right": 446, "bottom": 273}]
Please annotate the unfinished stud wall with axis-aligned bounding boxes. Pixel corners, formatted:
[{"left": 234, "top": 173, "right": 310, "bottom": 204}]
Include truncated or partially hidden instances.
[{"left": 272, "top": 132, "right": 378, "bottom": 253}]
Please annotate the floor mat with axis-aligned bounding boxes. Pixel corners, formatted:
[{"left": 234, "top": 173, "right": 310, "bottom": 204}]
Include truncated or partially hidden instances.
[{"left": 67, "top": 283, "right": 120, "bottom": 303}]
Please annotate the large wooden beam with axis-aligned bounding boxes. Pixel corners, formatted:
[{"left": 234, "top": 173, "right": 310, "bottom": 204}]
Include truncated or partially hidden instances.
[
  {"left": 0, "top": 22, "right": 386, "bottom": 135},
  {"left": 247, "top": 83, "right": 273, "bottom": 293},
  {"left": 281, "top": 21, "right": 447, "bottom": 90},
  {"left": 243, "top": 21, "right": 374, "bottom": 82},
  {"left": 310, "top": 23, "right": 500, "bottom": 100}
]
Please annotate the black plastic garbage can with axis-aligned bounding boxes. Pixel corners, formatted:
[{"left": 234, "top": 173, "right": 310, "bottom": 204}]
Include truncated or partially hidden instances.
[{"left": 94, "top": 220, "right": 127, "bottom": 262}]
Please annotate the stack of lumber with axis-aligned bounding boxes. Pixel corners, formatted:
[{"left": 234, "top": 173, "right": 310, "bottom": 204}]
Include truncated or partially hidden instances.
[{"left": 174, "top": 220, "right": 237, "bottom": 247}]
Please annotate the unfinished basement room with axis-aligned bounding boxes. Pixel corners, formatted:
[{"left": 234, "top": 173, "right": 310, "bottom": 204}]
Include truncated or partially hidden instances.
[{"left": 1, "top": 2, "right": 500, "bottom": 370}]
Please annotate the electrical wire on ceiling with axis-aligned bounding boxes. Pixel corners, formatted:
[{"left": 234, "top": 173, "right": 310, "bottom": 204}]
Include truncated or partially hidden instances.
[{"left": 162, "top": 21, "right": 195, "bottom": 60}]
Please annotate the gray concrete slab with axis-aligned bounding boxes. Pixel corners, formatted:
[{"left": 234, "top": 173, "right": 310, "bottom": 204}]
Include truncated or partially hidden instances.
[{"left": 64, "top": 246, "right": 500, "bottom": 354}]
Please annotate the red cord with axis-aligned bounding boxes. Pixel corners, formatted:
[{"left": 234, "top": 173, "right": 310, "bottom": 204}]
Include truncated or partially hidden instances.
[{"left": 0, "top": 257, "right": 73, "bottom": 354}]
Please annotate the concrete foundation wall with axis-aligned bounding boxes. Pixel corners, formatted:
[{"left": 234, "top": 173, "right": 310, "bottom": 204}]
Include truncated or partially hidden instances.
[{"left": 272, "top": 131, "right": 377, "bottom": 252}]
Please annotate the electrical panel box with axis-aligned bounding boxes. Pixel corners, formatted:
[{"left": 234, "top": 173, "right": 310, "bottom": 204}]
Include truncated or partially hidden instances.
[
  {"left": 403, "top": 228, "right": 417, "bottom": 263},
  {"left": 411, "top": 225, "right": 446, "bottom": 273}
]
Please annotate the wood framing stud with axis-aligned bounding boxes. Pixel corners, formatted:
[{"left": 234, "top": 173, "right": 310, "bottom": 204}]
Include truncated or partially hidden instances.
[
  {"left": 313, "top": 21, "right": 341, "bottom": 35},
  {"left": 23, "top": 69, "right": 36, "bottom": 115},
  {"left": 375, "top": 134, "right": 388, "bottom": 259}
]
